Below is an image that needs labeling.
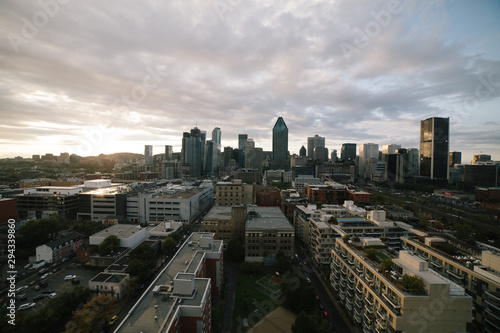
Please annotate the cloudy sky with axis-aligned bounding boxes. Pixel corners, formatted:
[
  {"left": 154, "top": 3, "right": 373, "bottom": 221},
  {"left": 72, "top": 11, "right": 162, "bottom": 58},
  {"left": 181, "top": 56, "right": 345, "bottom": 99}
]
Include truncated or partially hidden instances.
[{"left": 1, "top": 0, "right": 499, "bottom": 163}]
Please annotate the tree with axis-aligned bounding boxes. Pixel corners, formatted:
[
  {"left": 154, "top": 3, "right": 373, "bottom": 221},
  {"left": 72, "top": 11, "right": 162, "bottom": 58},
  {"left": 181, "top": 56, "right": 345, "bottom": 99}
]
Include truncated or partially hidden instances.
[
  {"left": 401, "top": 274, "right": 426, "bottom": 294},
  {"left": 99, "top": 235, "right": 120, "bottom": 254},
  {"left": 291, "top": 311, "right": 330, "bottom": 333},
  {"left": 162, "top": 237, "right": 177, "bottom": 252},
  {"left": 365, "top": 248, "right": 377, "bottom": 260},
  {"left": 381, "top": 259, "right": 394, "bottom": 271},
  {"left": 74, "top": 221, "right": 105, "bottom": 237},
  {"left": 454, "top": 222, "right": 473, "bottom": 240},
  {"left": 129, "top": 243, "right": 156, "bottom": 261},
  {"left": 65, "top": 294, "right": 117, "bottom": 333},
  {"left": 169, "top": 232, "right": 181, "bottom": 242},
  {"left": 418, "top": 214, "right": 429, "bottom": 228}
]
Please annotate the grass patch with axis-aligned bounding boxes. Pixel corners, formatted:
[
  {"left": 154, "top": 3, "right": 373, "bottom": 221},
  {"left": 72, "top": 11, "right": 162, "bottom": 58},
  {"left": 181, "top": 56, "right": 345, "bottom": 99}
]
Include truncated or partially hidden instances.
[
  {"left": 231, "top": 267, "right": 278, "bottom": 333},
  {"left": 376, "top": 251, "right": 389, "bottom": 261}
]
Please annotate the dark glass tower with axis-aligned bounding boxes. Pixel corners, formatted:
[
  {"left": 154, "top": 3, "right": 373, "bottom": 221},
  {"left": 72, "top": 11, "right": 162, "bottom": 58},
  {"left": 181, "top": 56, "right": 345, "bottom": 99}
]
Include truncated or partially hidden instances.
[
  {"left": 419, "top": 117, "right": 449, "bottom": 180},
  {"left": 272, "top": 117, "right": 288, "bottom": 170},
  {"left": 341, "top": 143, "right": 356, "bottom": 161}
]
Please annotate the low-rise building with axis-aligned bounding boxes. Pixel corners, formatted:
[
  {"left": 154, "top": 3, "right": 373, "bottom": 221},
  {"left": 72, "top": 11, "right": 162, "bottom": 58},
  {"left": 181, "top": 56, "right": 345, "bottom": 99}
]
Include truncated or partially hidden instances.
[
  {"left": 245, "top": 207, "right": 294, "bottom": 263},
  {"left": 89, "top": 272, "right": 129, "bottom": 300},
  {"left": 89, "top": 224, "right": 149, "bottom": 249},
  {"left": 16, "top": 186, "right": 83, "bottom": 220},
  {"left": 202, "top": 206, "right": 247, "bottom": 244},
  {"left": 35, "top": 231, "right": 84, "bottom": 264}
]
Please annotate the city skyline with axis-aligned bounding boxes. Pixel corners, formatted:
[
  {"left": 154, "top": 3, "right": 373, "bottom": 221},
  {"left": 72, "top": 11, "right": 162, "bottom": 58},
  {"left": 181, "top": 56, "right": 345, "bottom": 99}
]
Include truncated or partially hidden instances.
[{"left": 1, "top": 1, "right": 500, "bottom": 163}]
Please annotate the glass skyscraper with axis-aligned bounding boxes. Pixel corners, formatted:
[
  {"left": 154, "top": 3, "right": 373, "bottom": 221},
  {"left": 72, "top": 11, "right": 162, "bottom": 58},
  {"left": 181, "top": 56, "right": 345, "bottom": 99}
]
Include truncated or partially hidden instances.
[
  {"left": 419, "top": 117, "right": 449, "bottom": 180},
  {"left": 272, "top": 117, "right": 288, "bottom": 169}
]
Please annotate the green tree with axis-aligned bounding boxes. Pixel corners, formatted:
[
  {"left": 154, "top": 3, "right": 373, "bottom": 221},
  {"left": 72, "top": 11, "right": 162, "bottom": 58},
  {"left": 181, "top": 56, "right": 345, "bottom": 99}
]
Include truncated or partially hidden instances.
[
  {"left": 401, "top": 274, "right": 426, "bottom": 294},
  {"left": 454, "top": 222, "right": 473, "bottom": 240},
  {"left": 65, "top": 294, "right": 117, "bottom": 333},
  {"left": 74, "top": 220, "right": 105, "bottom": 237},
  {"left": 99, "top": 235, "right": 120, "bottom": 254},
  {"left": 129, "top": 243, "right": 156, "bottom": 261},
  {"left": 169, "top": 232, "right": 181, "bottom": 242},
  {"left": 162, "top": 237, "right": 177, "bottom": 252},
  {"left": 381, "top": 259, "right": 394, "bottom": 271},
  {"left": 365, "top": 248, "right": 377, "bottom": 260}
]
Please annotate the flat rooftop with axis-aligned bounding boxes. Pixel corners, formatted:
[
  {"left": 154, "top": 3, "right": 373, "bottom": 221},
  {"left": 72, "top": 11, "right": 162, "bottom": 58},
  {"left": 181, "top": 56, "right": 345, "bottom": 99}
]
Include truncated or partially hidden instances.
[
  {"left": 204, "top": 206, "right": 232, "bottom": 220},
  {"left": 91, "top": 224, "right": 145, "bottom": 240},
  {"left": 115, "top": 232, "right": 221, "bottom": 333},
  {"left": 246, "top": 207, "right": 293, "bottom": 230},
  {"left": 90, "top": 272, "right": 128, "bottom": 283},
  {"left": 152, "top": 186, "right": 207, "bottom": 200}
]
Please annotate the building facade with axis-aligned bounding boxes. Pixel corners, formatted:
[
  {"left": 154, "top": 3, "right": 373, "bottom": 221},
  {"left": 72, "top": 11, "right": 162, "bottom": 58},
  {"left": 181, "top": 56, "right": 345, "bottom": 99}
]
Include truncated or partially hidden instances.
[
  {"left": 272, "top": 117, "right": 289, "bottom": 170},
  {"left": 215, "top": 179, "right": 254, "bottom": 206},
  {"left": 419, "top": 117, "right": 449, "bottom": 181}
]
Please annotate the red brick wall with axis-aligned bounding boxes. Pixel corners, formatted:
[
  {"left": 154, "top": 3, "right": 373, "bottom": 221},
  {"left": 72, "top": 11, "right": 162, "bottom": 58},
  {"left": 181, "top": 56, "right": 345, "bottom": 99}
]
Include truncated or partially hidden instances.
[{"left": 0, "top": 199, "right": 18, "bottom": 223}]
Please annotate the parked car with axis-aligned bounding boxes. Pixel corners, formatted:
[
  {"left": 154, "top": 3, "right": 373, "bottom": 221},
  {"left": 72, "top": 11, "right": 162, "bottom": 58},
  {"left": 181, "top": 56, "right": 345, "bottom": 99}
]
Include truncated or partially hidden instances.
[
  {"left": 41, "top": 273, "right": 51, "bottom": 279},
  {"left": 32, "top": 285, "right": 41, "bottom": 291},
  {"left": 109, "top": 315, "right": 118, "bottom": 325},
  {"left": 33, "top": 294, "right": 46, "bottom": 302},
  {"left": 40, "top": 290, "right": 54, "bottom": 296},
  {"left": 64, "top": 275, "right": 76, "bottom": 280},
  {"left": 16, "top": 294, "right": 27, "bottom": 300},
  {"left": 71, "top": 279, "right": 80, "bottom": 285},
  {"left": 37, "top": 268, "right": 49, "bottom": 276},
  {"left": 18, "top": 303, "right": 36, "bottom": 311},
  {"left": 39, "top": 281, "right": 48, "bottom": 288},
  {"left": 48, "top": 293, "right": 57, "bottom": 299}
]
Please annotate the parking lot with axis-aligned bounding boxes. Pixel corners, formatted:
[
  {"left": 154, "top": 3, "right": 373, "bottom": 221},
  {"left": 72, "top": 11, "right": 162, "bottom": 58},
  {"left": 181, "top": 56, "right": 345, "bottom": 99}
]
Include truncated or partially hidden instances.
[{"left": 6, "top": 261, "right": 97, "bottom": 313}]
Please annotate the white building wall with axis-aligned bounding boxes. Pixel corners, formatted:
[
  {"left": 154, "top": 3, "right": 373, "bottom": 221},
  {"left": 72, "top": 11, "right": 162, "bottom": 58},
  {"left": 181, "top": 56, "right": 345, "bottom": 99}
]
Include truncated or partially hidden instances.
[{"left": 35, "top": 244, "right": 53, "bottom": 263}]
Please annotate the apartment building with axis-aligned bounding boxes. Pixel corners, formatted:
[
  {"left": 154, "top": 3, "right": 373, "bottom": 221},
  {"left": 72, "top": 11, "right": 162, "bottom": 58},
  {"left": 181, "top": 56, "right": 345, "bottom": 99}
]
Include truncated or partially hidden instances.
[
  {"left": 114, "top": 233, "right": 222, "bottom": 333},
  {"left": 331, "top": 238, "right": 472, "bottom": 332},
  {"left": 245, "top": 207, "right": 294, "bottom": 263},
  {"left": 309, "top": 217, "right": 339, "bottom": 265},
  {"left": 215, "top": 179, "right": 254, "bottom": 206},
  {"left": 401, "top": 237, "right": 500, "bottom": 333}
]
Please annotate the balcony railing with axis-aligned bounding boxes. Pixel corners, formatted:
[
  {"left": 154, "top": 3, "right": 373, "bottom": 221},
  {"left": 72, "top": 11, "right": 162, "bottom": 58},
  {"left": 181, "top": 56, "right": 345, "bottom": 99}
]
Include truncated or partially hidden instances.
[
  {"left": 446, "top": 269, "right": 464, "bottom": 280},
  {"left": 365, "top": 304, "right": 373, "bottom": 314},
  {"left": 377, "top": 310, "right": 386, "bottom": 319},
  {"left": 348, "top": 259, "right": 355, "bottom": 266},
  {"left": 356, "top": 266, "right": 364, "bottom": 274},
  {"left": 382, "top": 293, "right": 401, "bottom": 309},
  {"left": 356, "top": 284, "right": 364, "bottom": 293},
  {"left": 366, "top": 298, "right": 374, "bottom": 306}
]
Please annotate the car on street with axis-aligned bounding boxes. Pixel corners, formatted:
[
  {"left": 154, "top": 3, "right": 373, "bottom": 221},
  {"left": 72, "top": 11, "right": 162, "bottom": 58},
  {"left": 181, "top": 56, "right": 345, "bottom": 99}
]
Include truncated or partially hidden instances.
[
  {"left": 48, "top": 293, "right": 57, "bottom": 299},
  {"left": 16, "top": 286, "right": 28, "bottom": 293},
  {"left": 18, "top": 303, "right": 36, "bottom": 311},
  {"left": 64, "top": 275, "right": 76, "bottom": 280},
  {"left": 33, "top": 294, "right": 47, "bottom": 302},
  {"left": 40, "top": 290, "right": 55, "bottom": 296},
  {"left": 16, "top": 294, "right": 27, "bottom": 300},
  {"left": 109, "top": 315, "right": 118, "bottom": 325},
  {"left": 41, "top": 273, "right": 51, "bottom": 279}
]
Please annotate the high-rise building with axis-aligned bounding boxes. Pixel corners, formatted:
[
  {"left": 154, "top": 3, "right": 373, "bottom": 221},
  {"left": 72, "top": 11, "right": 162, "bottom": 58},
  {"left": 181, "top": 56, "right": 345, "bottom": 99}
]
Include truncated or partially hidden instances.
[
  {"left": 313, "top": 146, "right": 329, "bottom": 162},
  {"left": 407, "top": 148, "right": 419, "bottom": 177},
  {"left": 472, "top": 154, "right": 491, "bottom": 164},
  {"left": 272, "top": 117, "right": 288, "bottom": 169},
  {"left": 331, "top": 149, "right": 338, "bottom": 162},
  {"left": 144, "top": 145, "right": 153, "bottom": 166},
  {"left": 165, "top": 145, "right": 173, "bottom": 161},
  {"left": 382, "top": 144, "right": 401, "bottom": 155},
  {"left": 359, "top": 143, "right": 379, "bottom": 179},
  {"left": 419, "top": 117, "right": 449, "bottom": 180},
  {"left": 449, "top": 151, "right": 462, "bottom": 168},
  {"left": 238, "top": 134, "right": 248, "bottom": 150},
  {"left": 307, "top": 135, "right": 325, "bottom": 159},
  {"left": 299, "top": 145, "right": 306, "bottom": 157},
  {"left": 223, "top": 146, "right": 233, "bottom": 168},
  {"left": 341, "top": 143, "right": 356, "bottom": 161},
  {"left": 181, "top": 127, "right": 203, "bottom": 177}
]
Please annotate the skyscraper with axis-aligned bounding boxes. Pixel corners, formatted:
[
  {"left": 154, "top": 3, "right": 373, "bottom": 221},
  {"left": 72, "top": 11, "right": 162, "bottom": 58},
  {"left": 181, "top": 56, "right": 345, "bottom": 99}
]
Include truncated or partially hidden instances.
[
  {"left": 272, "top": 117, "right": 288, "bottom": 169},
  {"left": 419, "top": 117, "right": 449, "bottom": 180},
  {"left": 341, "top": 143, "right": 356, "bottom": 161},
  {"left": 449, "top": 151, "right": 462, "bottom": 168},
  {"left": 299, "top": 145, "right": 306, "bottom": 157},
  {"left": 359, "top": 143, "right": 379, "bottom": 179},
  {"left": 144, "top": 145, "right": 153, "bottom": 166},
  {"left": 165, "top": 145, "right": 173, "bottom": 161},
  {"left": 238, "top": 134, "right": 248, "bottom": 150},
  {"left": 307, "top": 135, "right": 325, "bottom": 159}
]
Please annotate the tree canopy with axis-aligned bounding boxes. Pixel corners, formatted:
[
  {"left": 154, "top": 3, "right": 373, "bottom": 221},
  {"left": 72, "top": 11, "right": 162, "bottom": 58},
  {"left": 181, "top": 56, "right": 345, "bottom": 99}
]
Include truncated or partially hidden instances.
[
  {"left": 99, "top": 235, "right": 120, "bottom": 254},
  {"left": 401, "top": 274, "right": 426, "bottom": 294}
]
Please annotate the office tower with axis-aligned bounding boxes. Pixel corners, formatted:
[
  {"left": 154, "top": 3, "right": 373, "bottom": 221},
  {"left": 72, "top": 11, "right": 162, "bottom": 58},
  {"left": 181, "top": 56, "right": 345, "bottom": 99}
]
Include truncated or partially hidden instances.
[
  {"left": 245, "top": 147, "right": 263, "bottom": 170},
  {"left": 307, "top": 135, "right": 325, "bottom": 159},
  {"left": 211, "top": 127, "right": 221, "bottom": 170},
  {"left": 181, "top": 127, "right": 203, "bottom": 177},
  {"left": 299, "top": 145, "right": 306, "bottom": 157},
  {"left": 419, "top": 117, "right": 449, "bottom": 180},
  {"left": 313, "top": 146, "right": 328, "bottom": 162},
  {"left": 407, "top": 148, "right": 419, "bottom": 177},
  {"left": 238, "top": 134, "right": 248, "bottom": 150},
  {"left": 472, "top": 154, "right": 491, "bottom": 165},
  {"left": 144, "top": 145, "right": 153, "bottom": 166},
  {"left": 331, "top": 149, "right": 338, "bottom": 162},
  {"left": 181, "top": 132, "right": 191, "bottom": 164},
  {"left": 223, "top": 146, "right": 233, "bottom": 168},
  {"left": 385, "top": 154, "right": 398, "bottom": 181},
  {"left": 341, "top": 143, "right": 356, "bottom": 161},
  {"left": 272, "top": 117, "right": 288, "bottom": 169},
  {"left": 165, "top": 145, "right": 173, "bottom": 161},
  {"left": 449, "top": 151, "right": 462, "bottom": 168},
  {"left": 382, "top": 144, "right": 401, "bottom": 155},
  {"left": 204, "top": 140, "right": 216, "bottom": 176},
  {"left": 359, "top": 143, "right": 379, "bottom": 179}
]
